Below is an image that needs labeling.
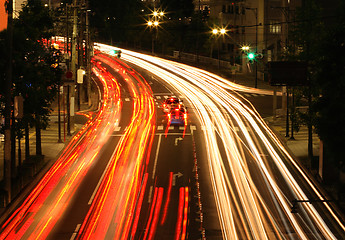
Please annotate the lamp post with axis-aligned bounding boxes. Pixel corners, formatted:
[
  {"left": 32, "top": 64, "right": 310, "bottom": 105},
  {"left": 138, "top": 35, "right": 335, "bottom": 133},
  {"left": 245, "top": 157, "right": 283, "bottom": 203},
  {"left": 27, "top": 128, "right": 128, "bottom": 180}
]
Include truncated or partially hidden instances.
[
  {"left": 147, "top": 9, "right": 163, "bottom": 55},
  {"left": 212, "top": 27, "right": 226, "bottom": 70},
  {"left": 246, "top": 7, "right": 258, "bottom": 88},
  {"left": 147, "top": 20, "right": 159, "bottom": 54}
]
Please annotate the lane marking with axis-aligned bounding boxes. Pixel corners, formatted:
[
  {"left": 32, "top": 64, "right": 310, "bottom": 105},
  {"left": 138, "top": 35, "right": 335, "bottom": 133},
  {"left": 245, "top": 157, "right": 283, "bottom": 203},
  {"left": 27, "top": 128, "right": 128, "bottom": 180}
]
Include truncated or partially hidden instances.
[
  {"left": 125, "top": 98, "right": 130, "bottom": 101},
  {"left": 190, "top": 125, "right": 196, "bottom": 136},
  {"left": 152, "top": 134, "right": 162, "bottom": 180},
  {"left": 156, "top": 96, "right": 161, "bottom": 100},
  {"left": 70, "top": 224, "right": 81, "bottom": 240},
  {"left": 157, "top": 125, "right": 164, "bottom": 131},
  {"left": 172, "top": 172, "right": 183, "bottom": 186},
  {"left": 110, "top": 133, "right": 192, "bottom": 137},
  {"left": 175, "top": 137, "right": 183, "bottom": 146},
  {"left": 88, "top": 141, "right": 120, "bottom": 205},
  {"left": 148, "top": 185, "right": 153, "bottom": 203}
]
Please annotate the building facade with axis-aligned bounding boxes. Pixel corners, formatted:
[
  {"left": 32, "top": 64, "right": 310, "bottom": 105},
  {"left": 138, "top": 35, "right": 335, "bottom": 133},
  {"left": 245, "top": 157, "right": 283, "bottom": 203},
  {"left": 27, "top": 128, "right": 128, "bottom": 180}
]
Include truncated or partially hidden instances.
[{"left": 195, "top": 0, "right": 301, "bottom": 78}]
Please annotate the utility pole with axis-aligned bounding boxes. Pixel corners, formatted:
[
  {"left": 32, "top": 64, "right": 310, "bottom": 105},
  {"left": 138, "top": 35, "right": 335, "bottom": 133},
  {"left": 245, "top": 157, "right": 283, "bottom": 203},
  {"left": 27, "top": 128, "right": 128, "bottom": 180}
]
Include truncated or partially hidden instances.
[
  {"left": 255, "top": 8, "right": 258, "bottom": 88},
  {"left": 70, "top": 0, "right": 78, "bottom": 134},
  {"left": 4, "top": 0, "right": 14, "bottom": 205},
  {"left": 86, "top": 6, "right": 92, "bottom": 107},
  {"left": 246, "top": 7, "right": 258, "bottom": 88}
]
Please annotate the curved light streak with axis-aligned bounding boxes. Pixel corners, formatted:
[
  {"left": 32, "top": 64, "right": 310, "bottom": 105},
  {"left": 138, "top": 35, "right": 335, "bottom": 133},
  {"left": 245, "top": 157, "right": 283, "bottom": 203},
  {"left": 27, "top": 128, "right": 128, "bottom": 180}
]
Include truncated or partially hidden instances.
[
  {"left": 0, "top": 56, "right": 122, "bottom": 240},
  {"left": 76, "top": 53, "right": 157, "bottom": 240},
  {"left": 94, "top": 44, "right": 345, "bottom": 239}
]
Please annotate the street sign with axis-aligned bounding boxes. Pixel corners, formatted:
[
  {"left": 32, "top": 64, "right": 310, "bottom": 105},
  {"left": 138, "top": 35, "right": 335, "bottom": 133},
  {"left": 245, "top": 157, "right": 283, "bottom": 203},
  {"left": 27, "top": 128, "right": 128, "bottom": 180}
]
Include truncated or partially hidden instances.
[
  {"left": 65, "top": 71, "right": 73, "bottom": 79},
  {"left": 77, "top": 69, "right": 85, "bottom": 84},
  {"left": 267, "top": 61, "right": 308, "bottom": 86}
]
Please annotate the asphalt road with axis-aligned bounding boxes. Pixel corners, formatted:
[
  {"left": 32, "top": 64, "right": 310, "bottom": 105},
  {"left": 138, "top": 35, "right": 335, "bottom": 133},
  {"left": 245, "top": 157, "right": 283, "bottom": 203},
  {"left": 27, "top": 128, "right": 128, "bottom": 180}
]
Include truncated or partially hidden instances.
[{"left": 1, "top": 45, "right": 344, "bottom": 240}]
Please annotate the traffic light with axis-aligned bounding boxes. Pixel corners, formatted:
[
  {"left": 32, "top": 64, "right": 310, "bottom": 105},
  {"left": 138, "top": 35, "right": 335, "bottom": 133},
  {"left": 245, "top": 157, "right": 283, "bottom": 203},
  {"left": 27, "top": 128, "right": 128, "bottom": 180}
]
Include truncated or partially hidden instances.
[{"left": 247, "top": 52, "right": 255, "bottom": 63}]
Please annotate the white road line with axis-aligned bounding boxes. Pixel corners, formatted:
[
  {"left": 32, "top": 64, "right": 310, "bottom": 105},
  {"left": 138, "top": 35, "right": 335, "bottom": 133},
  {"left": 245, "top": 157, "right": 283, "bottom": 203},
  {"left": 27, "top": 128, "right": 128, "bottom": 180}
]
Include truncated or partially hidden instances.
[
  {"left": 125, "top": 98, "right": 130, "bottom": 101},
  {"left": 112, "top": 132, "right": 191, "bottom": 137},
  {"left": 156, "top": 96, "right": 161, "bottom": 100},
  {"left": 88, "top": 142, "right": 120, "bottom": 205},
  {"left": 148, "top": 185, "right": 153, "bottom": 203},
  {"left": 168, "top": 126, "right": 174, "bottom": 130},
  {"left": 179, "top": 126, "right": 186, "bottom": 130},
  {"left": 152, "top": 134, "right": 162, "bottom": 180},
  {"left": 157, "top": 125, "right": 164, "bottom": 131},
  {"left": 190, "top": 125, "right": 196, "bottom": 135},
  {"left": 156, "top": 133, "right": 191, "bottom": 136},
  {"left": 114, "top": 126, "right": 121, "bottom": 132},
  {"left": 70, "top": 224, "right": 81, "bottom": 240}
]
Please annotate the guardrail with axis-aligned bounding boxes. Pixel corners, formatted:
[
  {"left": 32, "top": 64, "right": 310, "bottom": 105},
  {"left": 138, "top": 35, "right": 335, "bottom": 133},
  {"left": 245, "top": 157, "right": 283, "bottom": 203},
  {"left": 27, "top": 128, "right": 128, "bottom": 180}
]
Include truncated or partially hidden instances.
[{"left": 173, "top": 51, "right": 241, "bottom": 72}]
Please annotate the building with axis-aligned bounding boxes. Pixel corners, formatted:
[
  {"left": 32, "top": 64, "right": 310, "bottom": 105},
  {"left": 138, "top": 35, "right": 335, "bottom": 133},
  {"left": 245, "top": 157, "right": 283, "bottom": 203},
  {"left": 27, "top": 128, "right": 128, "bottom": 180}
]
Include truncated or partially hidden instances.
[{"left": 195, "top": 0, "right": 301, "bottom": 79}]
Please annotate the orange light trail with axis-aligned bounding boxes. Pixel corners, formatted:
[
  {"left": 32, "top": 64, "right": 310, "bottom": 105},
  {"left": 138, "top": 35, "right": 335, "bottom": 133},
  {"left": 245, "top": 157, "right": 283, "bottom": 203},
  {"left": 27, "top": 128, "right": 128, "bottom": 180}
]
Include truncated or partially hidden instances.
[
  {"left": 76, "top": 53, "right": 156, "bottom": 240},
  {"left": 0, "top": 53, "right": 122, "bottom": 240},
  {"left": 160, "top": 172, "right": 173, "bottom": 226}
]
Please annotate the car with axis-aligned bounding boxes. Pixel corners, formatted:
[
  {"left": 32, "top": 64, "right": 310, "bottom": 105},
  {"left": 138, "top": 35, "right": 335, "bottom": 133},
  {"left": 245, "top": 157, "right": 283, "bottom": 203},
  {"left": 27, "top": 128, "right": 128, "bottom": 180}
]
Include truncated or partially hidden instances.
[
  {"left": 167, "top": 104, "right": 188, "bottom": 125},
  {"left": 163, "top": 97, "right": 182, "bottom": 113}
]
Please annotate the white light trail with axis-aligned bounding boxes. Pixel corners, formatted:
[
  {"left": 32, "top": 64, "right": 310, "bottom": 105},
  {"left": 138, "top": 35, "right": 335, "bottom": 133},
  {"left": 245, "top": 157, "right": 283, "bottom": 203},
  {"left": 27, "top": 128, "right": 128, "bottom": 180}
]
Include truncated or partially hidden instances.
[{"left": 95, "top": 43, "right": 345, "bottom": 239}]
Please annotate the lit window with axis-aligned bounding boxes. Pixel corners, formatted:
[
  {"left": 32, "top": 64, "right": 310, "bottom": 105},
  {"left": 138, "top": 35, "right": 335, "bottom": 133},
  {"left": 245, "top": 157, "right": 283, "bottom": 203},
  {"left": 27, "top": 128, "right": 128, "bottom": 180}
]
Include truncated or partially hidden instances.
[{"left": 270, "top": 21, "right": 281, "bottom": 34}]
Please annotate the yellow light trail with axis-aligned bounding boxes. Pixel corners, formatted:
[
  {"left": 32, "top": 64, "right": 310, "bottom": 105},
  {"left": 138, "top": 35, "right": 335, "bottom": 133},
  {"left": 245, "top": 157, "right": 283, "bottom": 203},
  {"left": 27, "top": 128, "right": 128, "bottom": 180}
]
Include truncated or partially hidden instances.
[{"left": 94, "top": 44, "right": 345, "bottom": 239}]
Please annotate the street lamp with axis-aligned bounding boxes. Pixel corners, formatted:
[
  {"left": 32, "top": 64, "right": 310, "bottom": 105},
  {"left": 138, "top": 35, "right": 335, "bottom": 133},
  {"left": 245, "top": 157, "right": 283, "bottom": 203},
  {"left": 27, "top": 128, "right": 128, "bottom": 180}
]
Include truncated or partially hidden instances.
[
  {"left": 241, "top": 45, "right": 250, "bottom": 51},
  {"left": 212, "top": 27, "right": 226, "bottom": 69},
  {"left": 147, "top": 19, "right": 159, "bottom": 54}
]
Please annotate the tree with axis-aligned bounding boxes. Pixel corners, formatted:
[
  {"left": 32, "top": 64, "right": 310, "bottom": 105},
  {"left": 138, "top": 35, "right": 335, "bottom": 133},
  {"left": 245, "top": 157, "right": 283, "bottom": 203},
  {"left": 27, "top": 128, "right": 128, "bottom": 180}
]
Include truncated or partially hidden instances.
[
  {"left": 289, "top": 0, "right": 325, "bottom": 167},
  {"left": 0, "top": 0, "right": 61, "bottom": 159},
  {"left": 314, "top": 3, "right": 345, "bottom": 182}
]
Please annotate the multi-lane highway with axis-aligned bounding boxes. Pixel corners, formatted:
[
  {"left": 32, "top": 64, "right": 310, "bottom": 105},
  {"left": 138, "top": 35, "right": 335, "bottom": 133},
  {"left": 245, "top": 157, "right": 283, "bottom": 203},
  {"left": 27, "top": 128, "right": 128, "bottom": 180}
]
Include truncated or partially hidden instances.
[{"left": 0, "top": 43, "right": 344, "bottom": 240}]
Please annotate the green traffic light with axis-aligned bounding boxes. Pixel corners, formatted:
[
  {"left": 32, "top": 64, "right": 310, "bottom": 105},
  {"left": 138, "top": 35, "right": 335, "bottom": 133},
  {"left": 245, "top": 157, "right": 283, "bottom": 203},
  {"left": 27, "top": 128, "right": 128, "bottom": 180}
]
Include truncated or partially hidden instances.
[{"left": 248, "top": 52, "right": 255, "bottom": 59}]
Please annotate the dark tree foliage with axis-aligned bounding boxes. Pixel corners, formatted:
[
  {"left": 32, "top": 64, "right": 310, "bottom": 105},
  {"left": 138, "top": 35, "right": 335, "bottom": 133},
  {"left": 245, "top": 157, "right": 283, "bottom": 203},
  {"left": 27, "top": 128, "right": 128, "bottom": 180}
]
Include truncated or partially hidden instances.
[
  {"left": 17, "top": 0, "right": 53, "bottom": 40},
  {"left": 314, "top": 4, "right": 345, "bottom": 171},
  {"left": 290, "top": 0, "right": 345, "bottom": 177},
  {"left": 0, "top": 0, "right": 61, "bottom": 155}
]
